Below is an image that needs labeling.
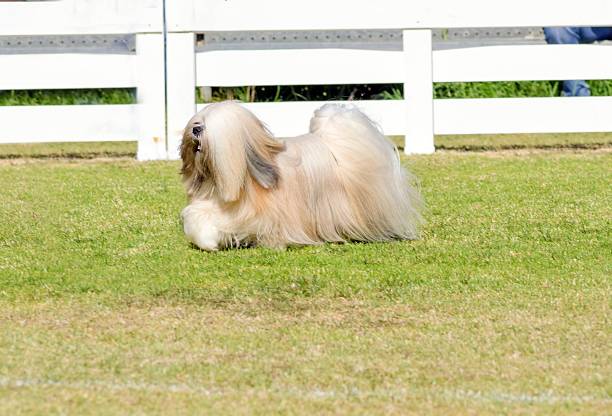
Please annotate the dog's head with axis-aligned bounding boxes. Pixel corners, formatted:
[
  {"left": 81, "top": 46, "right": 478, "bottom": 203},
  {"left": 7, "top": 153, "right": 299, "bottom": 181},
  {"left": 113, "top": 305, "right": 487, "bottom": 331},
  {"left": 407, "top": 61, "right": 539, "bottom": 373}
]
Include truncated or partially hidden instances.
[{"left": 180, "top": 101, "right": 284, "bottom": 201}]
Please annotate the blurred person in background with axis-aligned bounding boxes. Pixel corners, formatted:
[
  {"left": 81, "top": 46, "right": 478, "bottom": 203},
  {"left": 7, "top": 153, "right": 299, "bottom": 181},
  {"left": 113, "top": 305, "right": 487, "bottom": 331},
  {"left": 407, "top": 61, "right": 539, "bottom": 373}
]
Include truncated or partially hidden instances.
[{"left": 543, "top": 27, "right": 612, "bottom": 96}]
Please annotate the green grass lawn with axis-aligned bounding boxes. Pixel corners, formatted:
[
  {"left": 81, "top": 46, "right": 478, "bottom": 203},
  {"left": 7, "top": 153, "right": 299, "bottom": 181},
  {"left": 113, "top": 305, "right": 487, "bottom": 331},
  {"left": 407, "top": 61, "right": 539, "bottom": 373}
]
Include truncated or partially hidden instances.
[{"left": 0, "top": 148, "right": 610, "bottom": 414}]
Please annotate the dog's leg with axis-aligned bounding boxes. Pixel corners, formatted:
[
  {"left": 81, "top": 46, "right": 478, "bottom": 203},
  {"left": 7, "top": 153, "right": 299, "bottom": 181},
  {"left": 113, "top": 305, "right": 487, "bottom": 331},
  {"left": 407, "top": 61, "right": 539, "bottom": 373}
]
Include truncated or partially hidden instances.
[{"left": 181, "top": 201, "right": 226, "bottom": 251}]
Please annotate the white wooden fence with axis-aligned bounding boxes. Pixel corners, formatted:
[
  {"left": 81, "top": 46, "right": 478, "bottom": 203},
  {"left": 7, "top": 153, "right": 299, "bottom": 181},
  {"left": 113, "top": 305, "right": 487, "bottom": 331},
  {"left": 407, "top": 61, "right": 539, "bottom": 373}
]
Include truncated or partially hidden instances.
[
  {"left": 0, "top": 0, "right": 166, "bottom": 160},
  {"left": 1, "top": 0, "right": 611, "bottom": 159}
]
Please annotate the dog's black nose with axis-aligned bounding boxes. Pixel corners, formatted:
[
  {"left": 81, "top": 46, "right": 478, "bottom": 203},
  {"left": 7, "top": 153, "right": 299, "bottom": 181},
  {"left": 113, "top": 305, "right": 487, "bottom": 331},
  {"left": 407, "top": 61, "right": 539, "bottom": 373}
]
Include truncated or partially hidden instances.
[{"left": 192, "top": 124, "right": 203, "bottom": 137}]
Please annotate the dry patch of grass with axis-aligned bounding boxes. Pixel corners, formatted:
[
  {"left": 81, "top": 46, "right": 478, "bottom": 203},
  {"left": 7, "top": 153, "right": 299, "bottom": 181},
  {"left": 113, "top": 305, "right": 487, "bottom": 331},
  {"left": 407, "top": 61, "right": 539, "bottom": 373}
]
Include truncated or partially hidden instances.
[
  {"left": 1, "top": 298, "right": 610, "bottom": 415},
  {"left": 389, "top": 132, "right": 612, "bottom": 152},
  {"left": 2, "top": 132, "right": 611, "bottom": 161},
  {"left": 0, "top": 141, "right": 136, "bottom": 159},
  {"left": 434, "top": 132, "right": 612, "bottom": 151}
]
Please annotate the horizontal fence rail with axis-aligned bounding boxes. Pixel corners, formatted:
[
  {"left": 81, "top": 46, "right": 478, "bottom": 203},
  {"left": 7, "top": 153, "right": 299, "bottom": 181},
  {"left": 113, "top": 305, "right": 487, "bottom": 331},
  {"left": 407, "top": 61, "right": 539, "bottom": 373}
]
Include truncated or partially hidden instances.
[
  {"left": 0, "top": 105, "right": 139, "bottom": 143},
  {"left": 1, "top": 0, "right": 611, "bottom": 159},
  {"left": 168, "top": 0, "right": 612, "bottom": 31},
  {"left": 0, "top": 54, "right": 136, "bottom": 90},
  {"left": 194, "top": 45, "right": 612, "bottom": 86},
  {"left": 0, "top": 0, "right": 162, "bottom": 36},
  {"left": 434, "top": 97, "right": 612, "bottom": 135}
]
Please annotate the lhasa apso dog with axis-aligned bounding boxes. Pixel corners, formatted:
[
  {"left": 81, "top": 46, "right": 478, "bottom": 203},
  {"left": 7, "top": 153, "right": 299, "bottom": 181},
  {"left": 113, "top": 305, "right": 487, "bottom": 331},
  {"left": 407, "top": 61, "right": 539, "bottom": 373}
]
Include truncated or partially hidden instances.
[{"left": 180, "top": 101, "right": 423, "bottom": 250}]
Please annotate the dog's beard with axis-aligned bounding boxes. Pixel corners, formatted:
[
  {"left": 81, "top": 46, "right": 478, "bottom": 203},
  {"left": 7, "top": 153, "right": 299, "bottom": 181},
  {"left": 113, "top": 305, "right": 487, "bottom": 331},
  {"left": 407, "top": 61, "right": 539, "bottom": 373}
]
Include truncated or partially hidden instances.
[
  {"left": 187, "top": 151, "right": 213, "bottom": 196},
  {"left": 180, "top": 126, "right": 214, "bottom": 198}
]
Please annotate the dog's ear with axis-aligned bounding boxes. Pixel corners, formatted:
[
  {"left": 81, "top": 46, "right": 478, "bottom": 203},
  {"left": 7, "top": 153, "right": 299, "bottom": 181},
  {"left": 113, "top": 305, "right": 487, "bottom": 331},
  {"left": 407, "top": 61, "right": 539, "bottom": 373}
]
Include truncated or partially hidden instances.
[
  {"left": 205, "top": 102, "right": 283, "bottom": 201},
  {"left": 244, "top": 117, "right": 283, "bottom": 190},
  {"left": 246, "top": 142, "right": 278, "bottom": 190}
]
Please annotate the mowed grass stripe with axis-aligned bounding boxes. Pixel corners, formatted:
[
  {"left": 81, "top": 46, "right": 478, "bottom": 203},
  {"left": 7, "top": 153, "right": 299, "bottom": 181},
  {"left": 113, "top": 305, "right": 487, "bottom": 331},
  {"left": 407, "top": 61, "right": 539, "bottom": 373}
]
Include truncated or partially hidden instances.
[{"left": 0, "top": 151, "right": 608, "bottom": 302}]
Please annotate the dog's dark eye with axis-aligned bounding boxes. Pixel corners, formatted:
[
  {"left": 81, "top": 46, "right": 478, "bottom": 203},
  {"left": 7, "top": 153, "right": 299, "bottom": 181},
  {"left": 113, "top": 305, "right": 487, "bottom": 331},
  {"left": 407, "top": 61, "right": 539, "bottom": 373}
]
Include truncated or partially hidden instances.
[{"left": 192, "top": 125, "right": 203, "bottom": 137}]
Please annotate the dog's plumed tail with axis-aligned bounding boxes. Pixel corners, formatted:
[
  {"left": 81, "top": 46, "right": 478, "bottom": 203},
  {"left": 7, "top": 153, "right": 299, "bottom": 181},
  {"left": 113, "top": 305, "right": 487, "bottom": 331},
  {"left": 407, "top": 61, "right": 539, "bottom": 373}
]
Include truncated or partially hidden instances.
[{"left": 294, "top": 103, "right": 424, "bottom": 243}]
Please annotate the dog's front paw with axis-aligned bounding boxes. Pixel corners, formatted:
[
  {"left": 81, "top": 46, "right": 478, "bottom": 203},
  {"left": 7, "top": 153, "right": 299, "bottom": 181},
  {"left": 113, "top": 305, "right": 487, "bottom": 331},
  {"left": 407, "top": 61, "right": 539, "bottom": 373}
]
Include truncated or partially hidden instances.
[
  {"left": 185, "top": 222, "right": 220, "bottom": 251},
  {"left": 181, "top": 205, "right": 221, "bottom": 251}
]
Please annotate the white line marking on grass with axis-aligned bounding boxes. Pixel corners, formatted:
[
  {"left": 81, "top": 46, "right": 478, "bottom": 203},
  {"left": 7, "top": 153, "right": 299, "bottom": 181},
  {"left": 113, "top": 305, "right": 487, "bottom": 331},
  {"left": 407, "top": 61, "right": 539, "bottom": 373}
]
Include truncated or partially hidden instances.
[
  {"left": 1, "top": 377, "right": 610, "bottom": 405},
  {"left": 0, "top": 377, "right": 218, "bottom": 396},
  {"left": 446, "top": 389, "right": 611, "bottom": 405}
]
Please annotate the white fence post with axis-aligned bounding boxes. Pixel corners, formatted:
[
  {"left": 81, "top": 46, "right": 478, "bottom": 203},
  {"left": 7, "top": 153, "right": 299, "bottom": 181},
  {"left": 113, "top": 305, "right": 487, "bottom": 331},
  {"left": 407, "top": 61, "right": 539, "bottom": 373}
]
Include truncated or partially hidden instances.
[
  {"left": 135, "top": 33, "right": 167, "bottom": 161},
  {"left": 403, "top": 29, "right": 435, "bottom": 155},
  {"left": 166, "top": 32, "right": 196, "bottom": 160}
]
